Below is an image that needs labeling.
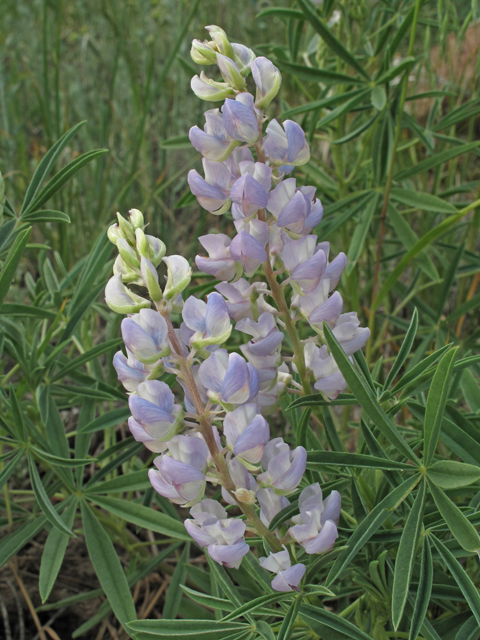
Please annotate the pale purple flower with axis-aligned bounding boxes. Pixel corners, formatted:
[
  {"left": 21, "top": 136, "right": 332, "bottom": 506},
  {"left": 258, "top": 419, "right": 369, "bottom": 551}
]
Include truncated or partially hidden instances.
[
  {"left": 121, "top": 309, "right": 168, "bottom": 364},
  {"left": 306, "top": 343, "right": 348, "bottom": 400},
  {"left": 216, "top": 53, "right": 246, "bottom": 91},
  {"left": 232, "top": 43, "right": 256, "bottom": 73},
  {"left": 230, "top": 230, "right": 267, "bottom": 276},
  {"left": 288, "top": 484, "right": 341, "bottom": 554},
  {"left": 257, "top": 438, "right": 307, "bottom": 495},
  {"left": 198, "top": 349, "right": 259, "bottom": 405},
  {"left": 188, "top": 159, "right": 231, "bottom": 215},
  {"left": 290, "top": 250, "right": 328, "bottom": 294},
  {"left": 148, "top": 435, "right": 209, "bottom": 506},
  {"left": 184, "top": 499, "right": 249, "bottom": 569},
  {"left": 195, "top": 234, "right": 237, "bottom": 282},
  {"left": 332, "top": 312, "right": 370, "bottom": 355},
  {"left": 182, "top": 292, "right": 232, "bottom": 349},
  {"left": 129, "top": 380, "right": 183, "bottom": 442},
  {"left": 222, "top": 94, "right": 258, "bottom": 144},
  {"left": 281, "top": 235, "right": 317, "bottom": 274},
  {"left": 259, "top": 547, "right": 306, "bottom": 592},
  {"left": 309, "top": 291, "right": 344, "bottom": 328},
  {"left": 189, "top": 109, "right": 238, "bottom": 162},
  {"left": 105, "top": 274, "right": 150, "bottom": 314},
  {"left": 324, "top": 252, "right": 347, "bottom": 291},
  {"left": 128, "top": 416, "right": 169, "bottom": 453},
  {"left": 257, "top": 488, "right": 290, "bottom": 528},
  {"left": 224, "top": 147, "right": 255, "bottom": 184},
  {"left": 249, "top": 57, "right": 282, "bottom": 109},
  {"left": 223, "top": 404, "right": 270, "bottom": 463},
  {"left": 113, "top": 349, "right": 157, "bottom": 392},
  {"left": 221, "top": 457, "right": 257, "bottom": 505},
  {"left": 237, "top": 312, "right": 284, "bottom": 371},
  {"left": 267, "top": 179, "right": 323, "bottom": 235},
  {"left": 264, "top": 119, "right": 310, "bottom": 167}
]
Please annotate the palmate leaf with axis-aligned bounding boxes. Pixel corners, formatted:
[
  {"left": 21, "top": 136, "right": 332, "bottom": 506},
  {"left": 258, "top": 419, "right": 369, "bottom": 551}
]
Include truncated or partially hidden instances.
[
  {"left": 323, "top": 323, "right": 420, "bottom": 464},
  {"left": 80, "top": 502, "right": 136, "bottom": 632},
  {"left": 392, "top": 480, "right": 426, "bottom": 630}
]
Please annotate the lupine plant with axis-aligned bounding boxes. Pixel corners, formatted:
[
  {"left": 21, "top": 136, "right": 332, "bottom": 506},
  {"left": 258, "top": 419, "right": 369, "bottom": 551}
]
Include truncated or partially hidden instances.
[{"left": 105, "top": 24, "right": 369, "bottom": 589}]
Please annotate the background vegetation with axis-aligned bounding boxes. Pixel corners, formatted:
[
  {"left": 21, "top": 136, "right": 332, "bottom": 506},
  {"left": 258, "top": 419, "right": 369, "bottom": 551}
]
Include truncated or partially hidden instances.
[{"left": 1, "top": 0, "right": 480, "bottom": 638}]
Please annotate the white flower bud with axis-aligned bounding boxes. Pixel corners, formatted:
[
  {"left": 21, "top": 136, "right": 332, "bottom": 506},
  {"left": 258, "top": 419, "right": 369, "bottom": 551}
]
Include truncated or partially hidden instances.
[
  {"left": 163, "top": 255, "right": 192, "bottom": 300},
  {"left": 129, "top": 208, "right": 144, "bottom": 230},
  {"left": 191, "top": 39, "right": 217, "bottom": 65},
  {"left": 116, "top": 212, "right": 135, "bottom": 243},
  {"left": 105, "top": 274, "right": 150, "bottom": 314},
  {"left": 117, "top": 238, "right": 140, "bottom": 270}
]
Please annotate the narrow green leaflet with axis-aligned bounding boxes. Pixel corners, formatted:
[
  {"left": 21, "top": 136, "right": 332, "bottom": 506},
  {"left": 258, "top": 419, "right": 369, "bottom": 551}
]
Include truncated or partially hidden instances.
[
  {"left": 288, "top": 393, "right": 357, "bottom": 409},
  {"left": 0, "top": 514, "right": 47, "bottom": 568},
  {"left": 307, "top": 451, "right": 412, "bottom": 471},
  {"left": 427, "top": 461, "right": 480, "bottom": 489},
  {"left": 81, "top": 502, "right": 136, "bottom": 631},
  {"left": 390, "top": 187, "right": 457, "bottom": 213},
  {"left": 274, "top": 60, "right": 362, "bottom": 86},
  {"left": 79, "top": 406, "right": 131, "bottom": 434},
  {"left": 394, "top": 141, "right": 480, "bottom": 181},
  {"left": 163, "top": 543, "right": 190, "bottom": 619},
  {"left": 323, "top": 323, "right": 420, "bottom": 464},
  {"left": 0, "top": 227, "right": 31, "bottom": 310},
  {"left": 408, "top": 536, "right": 433, "bottom": 640},
  {"left": 454, "top": 617, "right": 480, "bottom": 640},
  {"left": 428, "top": 481, "right": 480, "bottom": 553},
  {"left": 431, "top": 535, "right": 480, "bottom": 627},
  {"left": 20, "top": 121, "right": 86, "bottom": 214},
  {"left": 346, "top": 193, "right": 379, "bottom": 275},
  {"left": 0, "top": 449, "right": 23, "bottom": 491},
  {"left": 295, "top": 407, "right": 312, "bottom": 449},
  {"left": 392, "top": 480, "right": 426, "bottom": 630},
  {"left": 52, "top": 338, "right": 123, "bottom": 381},
  {"left": 220, "top": 592, "right": 293, "bottom": 622},
  {"left": 424, "top": 348, "right": 458, "bottom": 465},
  {"left": 326, "top": 474, "right": 421, "bottom": 586},
  {"left": 181, "top": 587, "right": 244, "bottom": 613},
  {"left": 86, "top": 470, "right": 150, "bottom": 494},
  {"left": 299, "top": 603, "right": 372, "bottom": 640},
  {"left": 89, "top": 495, "right": 190, "bottom": 540},
  {"left": 21, "top": 209, "right": 71, "bottom": 223},
  {"left": 297, "top": 0, "right": 369, "bottom": 79},
  {"left": 278, "top": 595, "right": 303, "bottom": 640},
  {"left": 27, "top": 453, "right": 75, "bottom": 537},
  {"left": 257, "top": 7, "right": 304, "bottom": 19},
  {"left": 39, "top": 498, "right": 78, "bottom": 603},
  {"left": 385, "top": 308, "right": 418, "bottom": 389},
  {"left": 388, "top": 344, "right": 452, "bottom": 397},
  {"left": 127, "top": 620, "right": 248, "bottom": 639}
]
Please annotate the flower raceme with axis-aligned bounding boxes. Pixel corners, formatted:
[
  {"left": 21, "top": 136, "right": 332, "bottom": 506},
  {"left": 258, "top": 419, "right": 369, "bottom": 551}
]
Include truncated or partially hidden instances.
[{"left": 104, "top": 25, "right": 370, "bottom": 591}]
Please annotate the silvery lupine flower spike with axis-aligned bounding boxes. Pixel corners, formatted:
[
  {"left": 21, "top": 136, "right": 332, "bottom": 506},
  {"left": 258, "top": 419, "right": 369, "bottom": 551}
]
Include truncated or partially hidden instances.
[
  {"left": 221, "top": 457, "right": 257, "bottom": 505},
  {"left": 128, "top": 380, "right": 183, "bottom": 442},
  {"left": 215, "top": 278, "right": 275, "bottom": 321},
  {"left": 189, "top": 109, "right": 240, "bottom": 163},
  {"left": 288, "top": 484, "right": 341, "bottom": 554},
  {"left": 249, "top": 57, "right": 282, "bottom": 109},
  {"left": 105, "top": 274, "right": 150, "bottom": 314},
  {"left": 259, "top": 547, "right": 306, "bottom": 592},
  {"left": 148, "top": 435, "right": 209, "bottom": 506},
  {"left": 188, "top": 159, "right": 231, "bottom": 215},
  {"left": 121, "top": 309, "right": 169, "bottom": 364},
  {"left": 195, "top": 234, "right": 238, "bottom": 282},
  {"left": 223, "top": 404, "right": 270, "bottom": 464},
  {"left": 256, "top": 488, "right": 290, "bottom": 529},
  {"left": 184, "top": 499, "right": 249, "bottom": 569},
  {"left": 264, "top": 119, "right": 310, "bottom": 169},
  {"left": 198, "top": 349, "right": 259, "bottom": 405},
  {"left": 222, "top": 94, "right": 258, "bottom": 143},
  {"left": 267, "top": 179, "right": 323, "bottom": 236},
  {"left": 257, "top": 438, "right": 307, "bottom": 495},
  {"left": 182, "top": 292, "right": 232, "bottom": 349},
  {"left": 113, "top": 349, "right": 162, "bottom": 392}
]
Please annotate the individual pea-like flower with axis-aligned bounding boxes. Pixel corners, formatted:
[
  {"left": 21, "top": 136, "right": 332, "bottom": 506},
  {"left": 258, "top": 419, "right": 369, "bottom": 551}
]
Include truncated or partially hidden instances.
[
  {"left": 140, "top": 257, "right": 162, "bottom": 302},
  {"left": 223, "top": 404, "right": 270, "bottom": 464},
  {"left": 163, "top": 255, "right": 192, "bottom": 300},
  {"left": 113, "top": 349, "right": 162, "bottom": 392},
  {"left": 188, "top": 159, "right": 231, "bottom": 215},
  {"left": 249, "top": 57, "right": 282, "bottom": 109},
  {"left": 332, "top": 312, "right": 370, "bottom": 356},
  {"left": 191, "top": 71, "right": 235, "bottom": 102},
  {"left": 288, "top": 483, "right": 341, "bottom": 554},
  {"left": 267, "top": 179, "right": 323, "bottom": 236},
  {"left": 281, "top": 236, "right": 328, "bottom": 293},
  {"left": 229, "top": 229, "right": 267, "bottom": 276},
  {"left": 198, "top": 349, "right": 259, "bottom": 405},
  {"left": 257, "top": 438, "right": 307, "bottom": 495},
  {"left": 148, "top": 435, "right": 209, "bottom": 506},
  {"left": 309, "top": 291, "right": 344, "bottom": 329},
  {"left": 224, "top": 147, "right": 255, "bottom": 184},
  {"left": 222, "top": 94, "right": 259, "bottom": 144},
  {"left": 230, "top": 161, "right": 271, "bottom": 220},
  {"left": 184, "top": 499, "right": 249, "bottom": 569},
  {"left": 135, "top": 228, "right": 166, "bottom": 267},
  {"left": 189, "top": 109, "right": 239, "bottom": 162},
  {"left": 120, "top": 309, "right": 169, "bottom": 364},
  {"left": 105, "top": 274, "right": 150, "bottom": 314},
  {"left": 128, "top": 416, "right": 169, "bottom": 453},
  {"left": 256, "top": 488, "right": 290, "bottom": 529},
  {"left": 215, "top": 278, "right": 275, "bottom": 321},
  {"left": 237, "top": 312, "right": 284, "bottom": 379},
  {"left": 231, "top": 43, "right": 255, "bottom": 75},
  {"left": 182, "top": 292, "right": 232, "bottom": 349},
  {"left": 195, "top": 234, "right": 238, "bottom": 282},
  {"left": 259, "top": 547, "right": 306, "bottom": 592},
  {"left": 305, "top": 343, "right": 348, "bottom": 400},
  {"left": 216, "top": 53, "right": 246, "bottom": 91},
  {"left": 264, "top": 119, "right": 310, "bottom": 169},
  {"left": 129, "top": 380, "right": 183, "bottom": 442},
  {"left": 221, "top": 457, "right": 257, "bottom": 505}
]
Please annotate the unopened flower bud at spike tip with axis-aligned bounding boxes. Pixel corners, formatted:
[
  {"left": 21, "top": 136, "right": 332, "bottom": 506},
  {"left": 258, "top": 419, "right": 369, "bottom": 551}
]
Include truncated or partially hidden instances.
[
  {"left": 129, "top": 208, "right": 144, "bottom": 230},
  {"left": 105, "top": 274, "right": 150, "bottom": 315},
  {"left": 163, "top": 255, "right": 192, "bottom": 300},
  {"left": 116, "top": 212, "right": 135, "bottom": 244},
  {"left": 205, "top": 25, "right": 234, "bottom": 60},
  {"left": 190, "top": 39, "right": 218, "bottom": 65}
]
